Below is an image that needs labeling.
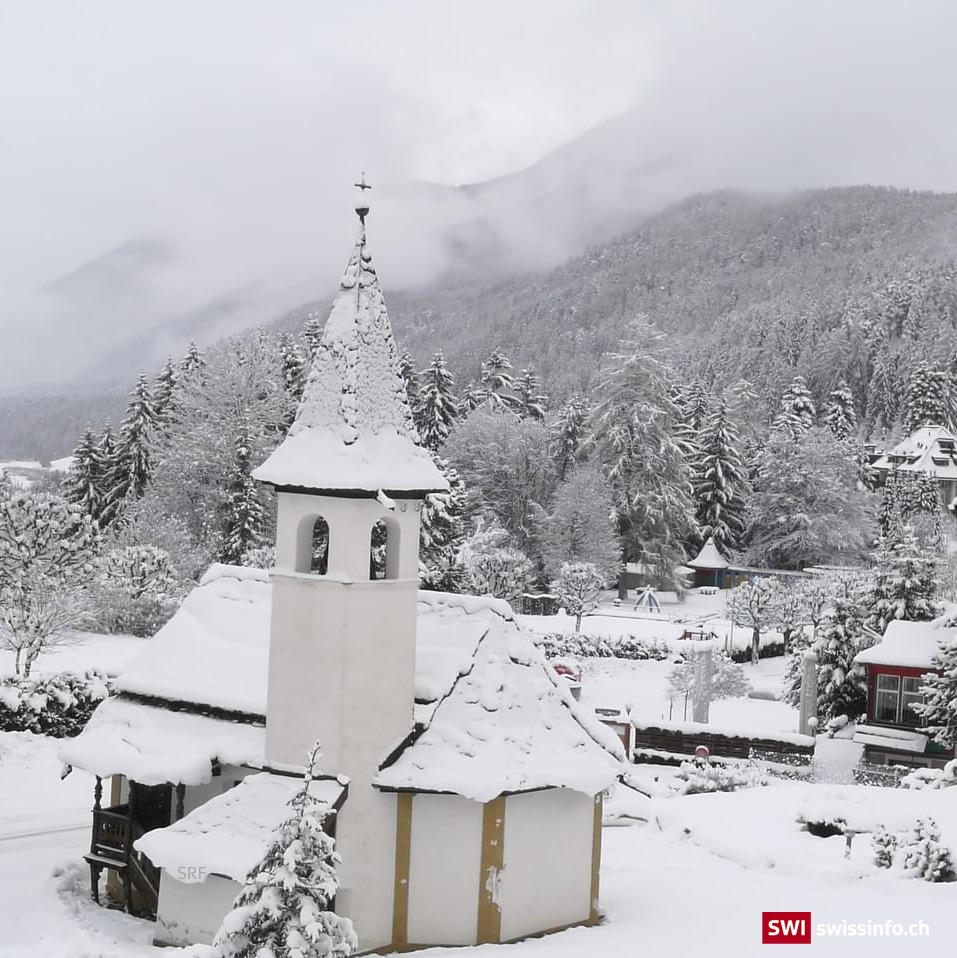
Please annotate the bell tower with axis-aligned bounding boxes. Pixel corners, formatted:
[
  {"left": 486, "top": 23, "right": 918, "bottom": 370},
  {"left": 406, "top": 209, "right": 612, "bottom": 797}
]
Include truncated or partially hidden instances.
[{"left": 253, "top": 180, "right": 447, "bottom": 948}]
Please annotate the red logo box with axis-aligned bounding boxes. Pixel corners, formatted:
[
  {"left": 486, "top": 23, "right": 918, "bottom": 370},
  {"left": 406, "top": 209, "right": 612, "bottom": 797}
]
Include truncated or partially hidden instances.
[{"left": 762, "top": 912, "right": 812, "bottom": 944}]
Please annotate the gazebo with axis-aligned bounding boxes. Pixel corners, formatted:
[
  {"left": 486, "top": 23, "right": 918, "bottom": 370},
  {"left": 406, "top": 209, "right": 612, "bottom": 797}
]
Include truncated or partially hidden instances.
[{"left": 687, "top": 536, "right": 730, "bottom": 589}]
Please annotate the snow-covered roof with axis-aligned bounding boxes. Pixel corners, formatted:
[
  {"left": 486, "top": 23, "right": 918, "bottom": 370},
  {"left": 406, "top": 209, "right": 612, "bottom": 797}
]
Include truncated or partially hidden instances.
[
  {"left": 870, "top": 425, "right": 957, "bottom": 480},
  {"left": 59, "top": 696, "right": 265, "bottom": 787},
  {"left": 63, "top": 567, "right": 621, "bottom": 795},
  {"left": 253, "top": 221, "right": 446, "bottom": 495},
  {"left": 852, "top": 724, "right": 930, "bottom": 754},
  {"left": 374, "top": 611, "right": 625, "bottom": 801},
  {"left": 134, "top": 772, "right": 345, "bottom": 883},
  {"left": 687, "top": 536, "right": 729, "bottom": 570},
  {"left": 853, "top": 619, "right": 948, "bottom": 669}
]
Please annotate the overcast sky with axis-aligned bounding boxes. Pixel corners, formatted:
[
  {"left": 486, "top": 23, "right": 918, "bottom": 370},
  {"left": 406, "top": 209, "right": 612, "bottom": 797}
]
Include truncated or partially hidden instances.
[{"left": 2, "top": 1, "right": 957, "bottom": 387}]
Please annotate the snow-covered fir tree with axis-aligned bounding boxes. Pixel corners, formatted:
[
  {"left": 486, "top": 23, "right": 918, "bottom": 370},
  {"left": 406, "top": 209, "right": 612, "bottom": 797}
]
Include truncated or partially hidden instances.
[
  {"left": 592, "top": 319, "right": 696, "bottom": 589},
  {"left": 903, "top": 361, "right": 950, "bottom": 432},
  {"left": 808, "top": 585, "right": 871, "bottom": 720},
  {"left": 692, "top": 399, "right": 749, "bottom": 554},
  {"left": 871, "top": 826, "right": 897, "bottom": 869},
  {"left": 152, "top": 357, "right": 179, "bottom": 426},
  {"left": 397, "top": 351, "right": 421, "bottom": 426},
  {"left": 180, "top": 341, "right": 206, "bottom": 380},
  {"left": 514, "top": 368, "right": 548, "bottom": 421},
  {"left": 416, "top": 351, "right": 459, "bottom": 451},
  {"left": 772, "top": 375, "right": 816, "bottom": 440},
  {"left": 916, "top": 634, "right": 957, "bottom": 749},
  {"left": 63, "top": 428, "right": 104, "bottom": 520},
  {"left": 551, "top": 561, "right": 605, "bottom": 631},
  {"left": 211, "top": 743, "right": 357, "bottom": 958},
  {"left": 300, "top": 314, "right": 324, "bottom": 362},
  {"left": 418, "top": 459, "right": 467, "bottom": 591},
  {"left": 221, "top": 418, "right": 266, "bottom": 564},
  {"left": 901, "top": 818, "right": 955, "bottom": 882},
  {"left": 870, "top": 526, "right": 941, "bottom": 632},
  {"left": 823, "top": 380, "right": 857, "bottom": 440},
  {"left": 104, "top": 374, "right": 159, "bottom": 520},
  {"left": 278, "top": 331, "right": 308, "bottom": 405},
  {"left": 679, "top": 378, "right": 711, "bottom": 437},
  {"left": 549, "top": 395, "right": 589, "bottom": 481},
  {"left": 466, "top": 349, "right": 517, "bottom": 411}
]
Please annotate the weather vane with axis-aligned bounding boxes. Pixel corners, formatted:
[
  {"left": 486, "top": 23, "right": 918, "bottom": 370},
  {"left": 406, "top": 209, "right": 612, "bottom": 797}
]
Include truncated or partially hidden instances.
[{"left": 354, "top": 172, "right": 372, "bottom": 226}]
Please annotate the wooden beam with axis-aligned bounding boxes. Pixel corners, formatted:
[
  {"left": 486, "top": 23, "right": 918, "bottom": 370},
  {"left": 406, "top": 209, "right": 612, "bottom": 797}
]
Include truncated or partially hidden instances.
[
  {"left": 590, "top": 793, "right": 603, "bottom": 924},
  {"left": 391, "top": 792, "right": 413, "bottom": 950},
  {"left": 476, "top": 796, "right": 506, "bottom": 944}
]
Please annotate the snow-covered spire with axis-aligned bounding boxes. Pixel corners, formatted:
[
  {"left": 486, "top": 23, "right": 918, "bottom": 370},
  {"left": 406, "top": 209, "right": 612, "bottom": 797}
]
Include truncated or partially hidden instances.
[{"left": 254, "top": 187, "right": 447, "bottom": 496}]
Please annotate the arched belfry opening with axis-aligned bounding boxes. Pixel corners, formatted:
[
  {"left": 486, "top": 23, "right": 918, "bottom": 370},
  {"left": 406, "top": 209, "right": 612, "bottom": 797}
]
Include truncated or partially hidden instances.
[
  {"left": 370, "top": 516, "right": 401, "bottom": 580},
  {"left": 294, "top": 514, "right": 329, "bottom": 574}
]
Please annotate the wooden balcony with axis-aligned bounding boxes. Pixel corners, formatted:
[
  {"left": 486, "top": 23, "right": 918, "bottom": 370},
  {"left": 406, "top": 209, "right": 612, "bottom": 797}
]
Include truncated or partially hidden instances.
[{"left": 84, "top": 778, "right": 162, "bottom": 918}]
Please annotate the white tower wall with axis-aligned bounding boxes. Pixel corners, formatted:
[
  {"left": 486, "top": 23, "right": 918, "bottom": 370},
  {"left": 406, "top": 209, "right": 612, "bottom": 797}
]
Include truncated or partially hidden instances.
[{"left": 265, "top": 490, "right": 422, "bottom": 949}]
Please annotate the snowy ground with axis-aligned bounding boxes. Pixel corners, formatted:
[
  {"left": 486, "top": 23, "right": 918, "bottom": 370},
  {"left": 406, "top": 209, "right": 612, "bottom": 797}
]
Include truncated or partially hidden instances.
[
  {"left": 0, "top": 632, "right": 144, "bottom": 681},
  {"left": 0, "top": 614, "right": 949, "bottom": 956},
  {"left": 0, "top": 733, "right": 953, "bottom": 957}
]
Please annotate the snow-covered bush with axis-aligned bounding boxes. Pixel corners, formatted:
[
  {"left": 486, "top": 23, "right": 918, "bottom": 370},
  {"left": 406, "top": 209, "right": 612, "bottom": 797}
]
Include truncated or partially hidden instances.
[
  {"left": 239, "top": 545, "right": 275, "bottom": 569},
  {"left": 901, "top": 818, "right": 955, "bottom": 882},
  {"left": 211, "top": 743, "right": 356, "bottom": 958},
  {"left": 536, "top": 631, "right": 670, "bottom": 661},
  {"left": 90, "top": 546, "right": 181, "bottom": 637},
  {"left": 457, "top": 523, "right": 535, "bottom": 602},
  {"left": 871, "top": 825, "right": 897, "bottom": 868},
  {"left": 901, "top": 760, "right": 957, "bottom": 790},
  {"left": 673, "top": 759, "right": 767, "bottom": 795},
  {"left": 0, "top": 670, "right": 112, "bottom": 737}
]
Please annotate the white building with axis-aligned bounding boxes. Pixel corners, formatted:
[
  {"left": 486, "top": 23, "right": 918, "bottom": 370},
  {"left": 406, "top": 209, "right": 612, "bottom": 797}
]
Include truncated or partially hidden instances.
[
  {"left": 870, "top": 424, "right": 957, "bottom": 511},
  {"left": 61, "top": 191, "right": 624, "bottom": 952}
]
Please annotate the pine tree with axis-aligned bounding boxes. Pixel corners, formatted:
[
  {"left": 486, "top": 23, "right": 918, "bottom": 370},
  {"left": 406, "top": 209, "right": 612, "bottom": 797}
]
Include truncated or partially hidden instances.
[
  {"left": 514, "top": 368, "right": 548, "bottom": 421},
  {"left": 397, "top": 352, "right": 421, "bottom": 429},
  {"left": 416, "top": 351, "right": 459, "bottom": 452},
  {"left": 467, "top": 349, "right": 517, "bottom": 411},
  {"left": 278, "top": 332, "right": 308, "bottom": 405},
  {"left": 870, "top": 526, "right": 940, "bottom": 632},
  {"left": 901, "top": 818, "right": 955, "bottom": 882},
  {"left": 903, "top": 361, "right": 950, "bottom": 432},
  {"left": 549, "top": 395, "right": 589, "bottom": 481},
  {"left": 419, "top": 459, "right": 467, "bottom": 591},
  {"left": 63, "top": 428, "right": 103, "bottom": 520},
  {"left": 221, "top": 419, "right": 266, "bottom": 564},
  {"left": 871, "top": 826, "right": 897, "bottom": 869},
  {"left": 823, "top": 380, "right": 857, "bottom": 440},
  {"left": 592, "top": 319, "right": 696, "bottom": 589},
  {"left": 180, "top": 342, "right": 206, "bottom": 380},
  {"left": 812, "top": 588, "right": 871, "bottom": 721},
  {"left": 152, "top": 357, "right": 179, "bottom": 424},
  {"left": 104, "top": 375, "right": 158, "bottom": 521},
  {"left": 211, "top": 743, "right": 357, "bottom": 957},
  {"left": 772, "top": 375, "right": 816, "bottom": 439},
  {"left": 916, "top": 636, "right": 957, "bottom": 749},
  {"left": 692, "top": 399, "right": 749, "bottom": 554},
  {"left": 681, "top": 379, "right": 711, "bottom": 435},
  {"left": 300, "top": 314, "right": 324, "bottom": 362}
]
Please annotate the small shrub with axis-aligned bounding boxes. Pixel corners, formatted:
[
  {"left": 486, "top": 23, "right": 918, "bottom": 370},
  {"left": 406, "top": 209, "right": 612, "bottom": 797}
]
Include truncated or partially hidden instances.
[
  {"left": 871, "top": 825, "right": 897, "bottom": 868},
  {"left": 0, "top": 671, "right": 113, "bottom": 737},
  {"left": 901, "top": 818, "right": 956, "bottom": 882},
  {"left": 900, "top": 760, "right": 957, "bottom": 791},
  {"left": 673, "top": 759, "right": 767, "bottom": 795},
  {"left": 536, "top": 631, "right": 671, "bottom": 661}
]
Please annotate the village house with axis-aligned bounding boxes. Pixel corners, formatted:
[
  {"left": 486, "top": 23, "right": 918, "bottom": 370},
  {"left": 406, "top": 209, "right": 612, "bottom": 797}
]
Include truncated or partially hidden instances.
[
  {"left": 60, "top": 190, "right": 624, "bottom": 952},
  {"left": 853, "top": 619, "right": 955, "bottom": 770},
  {"left": 870, "top": 424, "right": 957, "bottom": 513}
]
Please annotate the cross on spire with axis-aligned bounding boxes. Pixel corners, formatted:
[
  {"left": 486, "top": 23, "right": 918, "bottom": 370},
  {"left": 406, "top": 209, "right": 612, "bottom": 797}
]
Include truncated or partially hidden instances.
[{"left": 354, "top": 172, "right": 372, "bottom": 227}]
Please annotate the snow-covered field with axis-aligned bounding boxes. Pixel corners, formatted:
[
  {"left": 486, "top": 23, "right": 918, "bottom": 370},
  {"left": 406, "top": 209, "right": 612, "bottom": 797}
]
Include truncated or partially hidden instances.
[
  {"left": 0, "top": 731, "right": 953, "bottom": 957},
  {"left": 0, "top": 619, "right": 951, "bottom": 957}
]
